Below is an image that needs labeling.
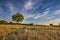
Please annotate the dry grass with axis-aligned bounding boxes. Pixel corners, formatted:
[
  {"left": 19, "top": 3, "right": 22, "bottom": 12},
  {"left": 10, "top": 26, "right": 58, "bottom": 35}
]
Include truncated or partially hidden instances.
[{"left": 0, "top": 25, "right": 60, "bottom": 40}]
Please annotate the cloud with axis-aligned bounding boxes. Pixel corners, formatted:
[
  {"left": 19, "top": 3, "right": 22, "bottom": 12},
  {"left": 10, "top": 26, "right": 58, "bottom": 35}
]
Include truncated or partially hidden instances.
[
  {"left": 44, "top": 15, "right": 55, "bottom": 20},
  {"left": 24, "top": 0, "right": 33, "bottom": 10},
  {"left": 22, "top": 8, "right": 51, "bottom": 24},
  {"left": 22, "top": 19, "right": 29, "bottom": 23},
  {"left": 6, "top": 3, "right": 17, "bottom": 15},
  {"left": 44, "top": 18, "right": 60, "bottom": 25},
  {"left": 34, "top": 12, "right": 48, "bottom": 19},
  {"left": 53, "top": 10, "right": 60, "bottom": 14},
  {"left": 0, "top": 2, "right": 21, "bottom": 22},
  {"left": 6, "top": 2, "right": 22, "bottom": 15},
  {"left": 23, "top": 13, "right": 35, "bottom": 19},
  {"left": 34, "top": 18, "right": 60, "bottom": 25},
  {"left": 23, "top": 12, "right": 48, "bottom": 20},
  {"left": 23, "top": 8, "right": 51, "bottom": 20},
  {"left": 34, "top": 8, "right": 50, "bottom": 19},
  {"left": 0, "top": 7, "right": 4, "bottom": 16},
  {"left": 0, "top": 0, "right": 60, "bottom": 24}
]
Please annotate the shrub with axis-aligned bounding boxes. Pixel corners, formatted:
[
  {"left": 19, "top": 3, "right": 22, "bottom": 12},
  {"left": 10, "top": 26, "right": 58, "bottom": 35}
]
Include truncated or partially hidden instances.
[
  {"left": 0, "top": 20, "right": 8, "bottom": 24},
  {"left": 9, "top": 22, "right": 14, "bottom": 24},
  {"left": 50, "top": 24, "right": 53, "bottom": 26},
  {"left": 29, "top": 23, "right": 34, "bottom": 25}
]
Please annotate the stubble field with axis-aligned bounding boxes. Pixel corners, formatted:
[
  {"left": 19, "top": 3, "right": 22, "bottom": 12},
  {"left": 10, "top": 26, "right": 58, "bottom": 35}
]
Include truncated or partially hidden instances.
[{"left": 0, "top": 25, "right": 60, "bottom": 40}]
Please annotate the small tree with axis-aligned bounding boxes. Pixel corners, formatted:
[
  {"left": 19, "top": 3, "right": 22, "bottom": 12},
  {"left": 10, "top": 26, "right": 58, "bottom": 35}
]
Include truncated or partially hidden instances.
[{"left": 12, "top": 13, "right": 24, "bottom": 23}]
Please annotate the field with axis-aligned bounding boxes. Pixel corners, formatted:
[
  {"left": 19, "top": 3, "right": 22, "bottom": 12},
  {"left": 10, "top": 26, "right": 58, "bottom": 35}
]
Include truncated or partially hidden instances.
[{"left": 0, "top": 25, "right": 60, "bottom": 40}]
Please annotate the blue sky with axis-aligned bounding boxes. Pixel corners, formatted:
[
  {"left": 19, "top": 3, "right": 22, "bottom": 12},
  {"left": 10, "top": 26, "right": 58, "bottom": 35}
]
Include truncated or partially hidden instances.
[{"left": 0, "top": 0, "right": 60, "bottom": 25}]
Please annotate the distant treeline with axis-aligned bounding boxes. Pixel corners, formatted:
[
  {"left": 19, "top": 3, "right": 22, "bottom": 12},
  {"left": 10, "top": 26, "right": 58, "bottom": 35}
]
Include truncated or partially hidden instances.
[
  {"left": 0, "top": 20, "right": 60, "bottom": 26},
  {"left": 0, "top": 20, "right": 34, "bottom": 25}
]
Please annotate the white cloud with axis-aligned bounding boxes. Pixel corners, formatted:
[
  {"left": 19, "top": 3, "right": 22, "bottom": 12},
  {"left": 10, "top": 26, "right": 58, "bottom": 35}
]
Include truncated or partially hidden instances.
[
  {"left": 34, "top": 9, "right": 50, "bottom": 19},
  {"left": 53, "top": 10, "right": 60, "bottom": 14},
  {"left": 22, "top": 19, "right": 28, "bottom": 23},
  {"left": 23, "top": 8, "right": 50, "bottom": 20},
  {"left": 6, "top": 3, "right": 14, "bottom": 13},
  {"left": 23, "top": 13, "right": 35, "bottom": 19},
  {"left": 32, "top": 4, "right": 42, "bottom": 13},
  {"left": 43, "top": 18, "right": 60, "bottom": 25},
  {"left": 6, "top": 2, "right": 21, "bottom": 16},
  {"left": 1, "top": 3, "right": 20, "bottom": 22},
  {"left": 24, "top": 0, "right": 33, "bottom": 10},
  {"left": 34, "top": 14, "right": 41, "bottom": 19},
  {"left": 44, "top": 15, "right": 55, "bottom": 20}
]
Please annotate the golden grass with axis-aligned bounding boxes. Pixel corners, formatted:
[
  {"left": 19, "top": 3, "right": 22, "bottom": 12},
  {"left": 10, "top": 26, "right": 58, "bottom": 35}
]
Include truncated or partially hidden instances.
[{"left": 0, "top": 25, "right": 60, "bottom": 40}]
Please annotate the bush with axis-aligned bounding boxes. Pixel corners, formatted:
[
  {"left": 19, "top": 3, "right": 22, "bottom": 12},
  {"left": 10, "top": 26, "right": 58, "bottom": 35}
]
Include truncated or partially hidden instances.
[
  {"left": 0, "top": 20, "right": 8, "bottom": 24},
  {"left": 9, "top": 22, "right": 14, "bottom": 24},
  {"left": 29, "top": 23, "right": 34, "bottom": 25},
  {"left": 9, "top": 22, "right": 22, "bottom": 25},
  {"left": 50, "top": 24, "right": 53, "bottom": 26}
]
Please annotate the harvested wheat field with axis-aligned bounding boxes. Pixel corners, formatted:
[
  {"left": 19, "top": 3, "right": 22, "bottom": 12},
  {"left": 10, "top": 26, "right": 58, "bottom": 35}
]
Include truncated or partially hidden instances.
[{"left": 0, "top": 25, "right": 60, "bottom": 40}]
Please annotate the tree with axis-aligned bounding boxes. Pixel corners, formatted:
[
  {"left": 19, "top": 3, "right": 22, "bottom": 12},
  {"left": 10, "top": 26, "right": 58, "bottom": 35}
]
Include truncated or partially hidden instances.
[
  {"left": 0, "top": 20, "right": 8, "bottom": 24},
  {"left": 12, "top": 13, "right": 24, "bottom": 23}
]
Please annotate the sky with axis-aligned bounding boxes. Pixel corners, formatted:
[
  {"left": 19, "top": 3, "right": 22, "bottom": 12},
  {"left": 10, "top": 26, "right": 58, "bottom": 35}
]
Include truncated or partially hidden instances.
[{"left": 0, "top": 0, "right": 60, "bottom": 25}]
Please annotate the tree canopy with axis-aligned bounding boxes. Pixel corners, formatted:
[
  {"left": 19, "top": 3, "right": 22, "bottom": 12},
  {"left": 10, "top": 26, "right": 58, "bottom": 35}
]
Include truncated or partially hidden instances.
[{"left": 12, "top": 13, "right": 24, "bottom": 23}]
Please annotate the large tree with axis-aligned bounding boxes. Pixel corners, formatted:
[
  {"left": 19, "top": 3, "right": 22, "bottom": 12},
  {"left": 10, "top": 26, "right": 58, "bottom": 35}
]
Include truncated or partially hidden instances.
[{"left": 12, "top": 13, "right": 24, "bottom": 23}]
